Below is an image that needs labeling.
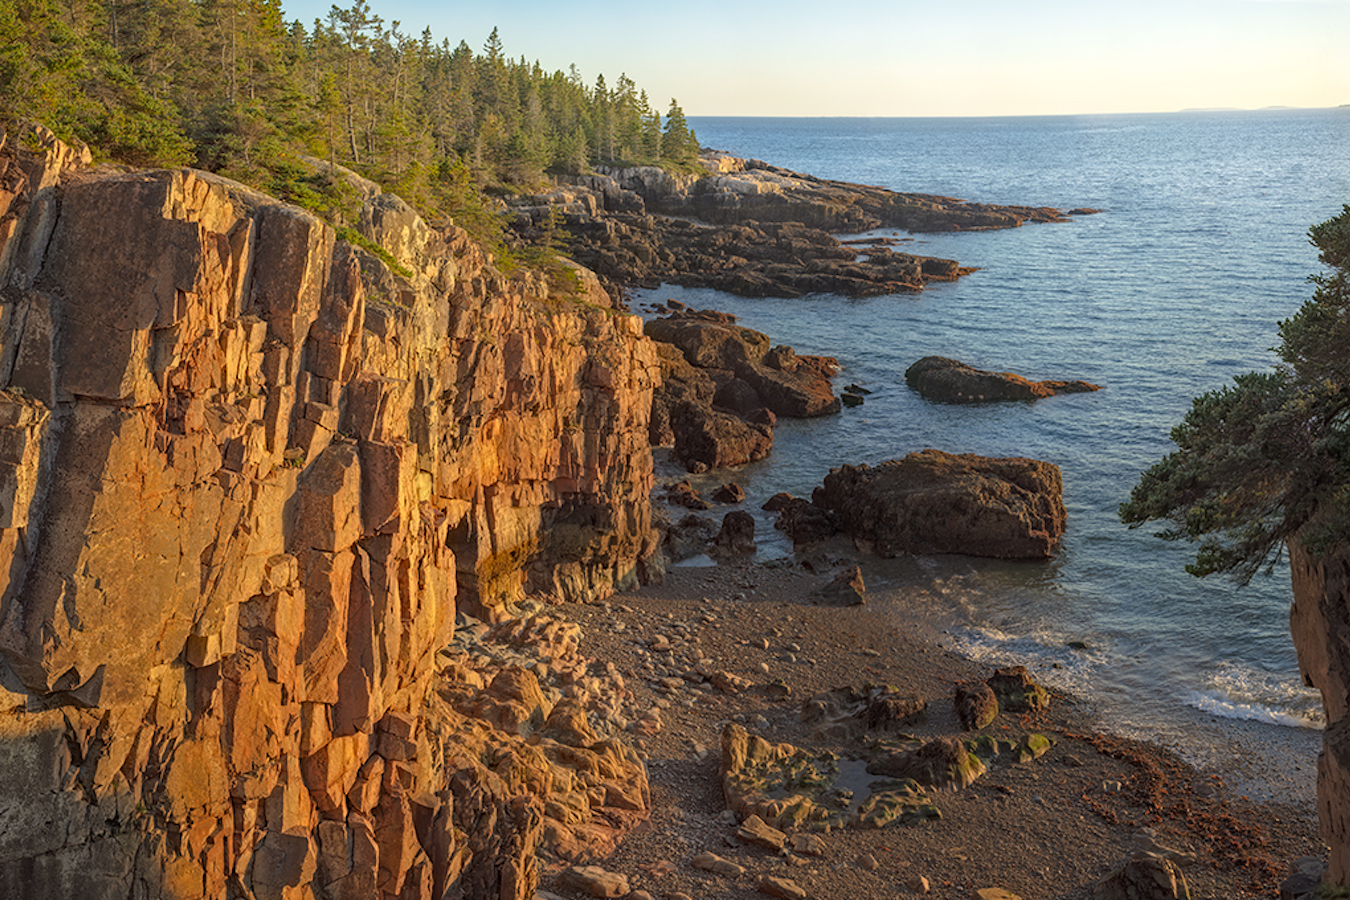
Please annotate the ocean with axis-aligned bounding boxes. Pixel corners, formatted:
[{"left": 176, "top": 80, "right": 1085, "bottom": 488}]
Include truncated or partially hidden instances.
[{"left": 639, "top": 108, "right": 1350, "bottom": 797}]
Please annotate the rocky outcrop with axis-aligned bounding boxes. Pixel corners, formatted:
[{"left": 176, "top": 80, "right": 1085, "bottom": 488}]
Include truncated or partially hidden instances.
[
  {"left": 905, "top": 356, "right": 1101, "bottom": 403},
  {"left": 813, "top": 450, "right": 1066, "bottom": 559},
  {"left": 508, "top": 151, "right": 1090, "bottom": 300},
  {"left": 647, "top": 309, "right": 837, "bottom": 472},
  {"left": 1290, "top": 534, "right": 1350, "bottom": 885},
  {"left": 0, "top": 123, "right": 658, "bottom": 900}
]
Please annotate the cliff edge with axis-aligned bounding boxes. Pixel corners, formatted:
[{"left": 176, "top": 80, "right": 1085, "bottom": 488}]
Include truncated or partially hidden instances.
[{"left": 0, "top": 123, "right": 659, "bottom": 900}]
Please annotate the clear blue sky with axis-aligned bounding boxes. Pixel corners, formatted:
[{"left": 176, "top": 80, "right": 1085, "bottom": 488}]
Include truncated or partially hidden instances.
[{"left": 281, "top": 0, "right": 1350, "bottom": 117}]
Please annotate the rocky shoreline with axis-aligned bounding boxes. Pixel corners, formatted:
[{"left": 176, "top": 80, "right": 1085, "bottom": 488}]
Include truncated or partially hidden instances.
[
  {"left": 531, "top": 560, "right": 1319, "bottom": 900},
  {"left": 507, "top": 151, "right": 1097, "bottom": 299}
]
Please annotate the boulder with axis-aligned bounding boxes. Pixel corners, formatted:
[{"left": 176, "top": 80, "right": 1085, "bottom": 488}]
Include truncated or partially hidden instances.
[
  {"left": 772, "top": 497, "right": 837, "bottom": 546},
  {"left": 814, "top": 450, "right": 1066, "bottom": 559},
  {"left": 664, "top": 514, "right": 719, "bottom": 561},
  {"left": 867, "top": 737, "right": 986, "bottom": 790},
  {"left": 954, "top": 682, "right": 999, "bottom": 730},
  {"left": 1091, "top": 857, "right": 1191, "bottom": 900},
  {"left": 670, "top": 402, "right": 773, "bottom": 472},
  {"left": 713, "top": 510, "right": 756, "bottom": 555},
  {"left": 987, "top": 666, "right": 1050, "bottom": 713},
  {"left": 712, "top": 482, "right": 747, "bottom": 504},
  {"left": 813, "top": 565, "right": 866, "bottom": 606},
  {"left": 904, "top": 356, "right": 1100, "bottom": 403}
]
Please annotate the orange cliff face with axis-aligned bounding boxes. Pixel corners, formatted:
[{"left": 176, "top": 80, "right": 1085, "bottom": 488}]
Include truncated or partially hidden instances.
[{"left": 0, "top": 123, "right": 660, "bottom": 900}]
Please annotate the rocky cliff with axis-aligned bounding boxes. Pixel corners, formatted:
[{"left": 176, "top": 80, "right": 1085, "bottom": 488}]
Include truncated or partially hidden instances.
[
  {"left": 1290, "top": 535, "right": 1350, "bottom": 884},
  {"left": 0, "top": 124, "right": 659, "bottom": 899}
]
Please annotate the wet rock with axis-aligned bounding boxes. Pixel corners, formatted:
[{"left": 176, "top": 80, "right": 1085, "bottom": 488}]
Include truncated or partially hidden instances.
[
  {"left": 813, "top": 565, "right": 866, "bottom": 606},
  {"left": 814, "top": 450, "right": 1065, "bottom": 559},
  {"left": 713, "top": 482, "right": 748, "bottom": 504},
  {"left": 803, "top": 685, "right": 925, "bottom": 739},
  {"left": 772, "top": 497, "right": 837, "bottom": 546},
  {"left": 665, "top": 514, "right": 719, "bottom": 561},
  {"left": 665, "top": 480, "right": 712, "bottom": 510},
  {"left": 671, "top": 402, "right": 773, "bottom": 472},
  {"left": 904, "top": 356, "right": 1100, "bottom": 403},
  {"left": 713, "top": 510, "right": 757, "bottom": 555}
]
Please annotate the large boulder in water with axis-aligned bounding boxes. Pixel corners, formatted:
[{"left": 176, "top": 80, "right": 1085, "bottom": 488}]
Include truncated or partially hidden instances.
[
  {"left": 904, "top": 355, "right": 1100, "bottom": 403},
  {"left": 814, "top": 450, "right": 1065, "bottom": 559}
]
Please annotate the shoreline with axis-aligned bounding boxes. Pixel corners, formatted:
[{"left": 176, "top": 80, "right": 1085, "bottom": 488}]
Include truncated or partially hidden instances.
[{"left": 539, "top": 558, "right": 1321, "bottom": 900}]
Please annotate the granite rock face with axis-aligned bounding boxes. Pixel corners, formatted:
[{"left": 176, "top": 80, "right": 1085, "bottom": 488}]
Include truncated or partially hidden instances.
[
  {"left": 1290, "top": 533, "right": 1350, "bottom": 884},
  {"left": 0, "top": 123, "right": 658, "bottom": 900},
  {"left": 814, "top": 450, "right": 1066, "bottom": 559},
  {"left": 904, "top": 356, "right": 1101, "bottom": 403}
]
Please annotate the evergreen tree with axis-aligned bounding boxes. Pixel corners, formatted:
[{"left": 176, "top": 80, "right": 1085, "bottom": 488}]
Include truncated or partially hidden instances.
[
  {"left": 1121, "top": 207, "right": 1350, "bottom": 581},
  {"left": 661, "top": 98, "right": 696, "bottom": 167}
]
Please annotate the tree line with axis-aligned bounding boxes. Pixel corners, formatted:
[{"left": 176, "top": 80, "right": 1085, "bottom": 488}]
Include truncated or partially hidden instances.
[{"left": 0, "top": 0, "right": 700, "bottom": 231}]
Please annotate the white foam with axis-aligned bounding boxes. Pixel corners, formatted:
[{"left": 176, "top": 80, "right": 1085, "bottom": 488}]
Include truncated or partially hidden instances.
[{"left": 1184, "top": 690, "right": 1322, "bottom": 730}]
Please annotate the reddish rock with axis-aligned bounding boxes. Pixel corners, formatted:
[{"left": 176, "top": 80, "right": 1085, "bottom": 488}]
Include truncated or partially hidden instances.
[{"left": 904, "top": 356, "right": 1100, "bottom": 403}]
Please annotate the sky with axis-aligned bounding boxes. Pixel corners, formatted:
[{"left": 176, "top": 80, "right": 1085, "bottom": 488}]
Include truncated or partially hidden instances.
[{"left": 280, "top": 0, "right": 1350, "bottom": 117}]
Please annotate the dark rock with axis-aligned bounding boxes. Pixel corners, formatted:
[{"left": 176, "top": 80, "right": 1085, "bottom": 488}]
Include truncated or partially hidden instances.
[
  {"left": 665, "top": 514, "right": 718, "bottom": 561},
  {"left": 713, "top": 511, "right": 756, "bottom": 555},
  {"left": 862, "top": 690, "right": 927, "bottom": 731},
  {"left": 712, "top": 483, "right": 747, "bottom": 504},
  {"left": 712, "top": 377, "right": 765, "bottom": 418},
  {"left": 813, "top": 450, "right": 1066, "bottom": 559},
  {"left": 508, "top": 154, "right": 1079, "bottom": 301},
  {"left": 664, "top": 480, "right": 710, "bottom": 511},
  {"left": 814, "top": 565, "right": 866, "bottom": 606},
  {"left": 670, "top": 403, "right": 773, "bottom": 472},
  {"left": 841, "top": 393, "right": 863, "bottom": 408},
  {"left": 762, "top": 492, "right": 795, "bottom": 512},
  {"left": 772, "top": 497, "right": 837, "bottom": 546},
  {"left": 954, "top": 682, "right": 999, "bottom": 730},
  {"left": 645, "top": 312, "right": 769, "bottom": 371},
  {"left": 904, "top": 356, "right": 1100, "bottom": 403},
  {"left": 844, "top": 383, "right": 872, "bottom": 395},
  {"left": 987, "top": 666, "right": 1050, "bottom": 713}
]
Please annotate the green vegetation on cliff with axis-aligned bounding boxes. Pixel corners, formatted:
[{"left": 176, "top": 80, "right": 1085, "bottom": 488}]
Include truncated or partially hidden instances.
[
  {"left": 1, "top": 0, "right": 697, "bottom": 237},
  {"left": 1121, "top": 206, "right": 1350, "bottom": 580}
]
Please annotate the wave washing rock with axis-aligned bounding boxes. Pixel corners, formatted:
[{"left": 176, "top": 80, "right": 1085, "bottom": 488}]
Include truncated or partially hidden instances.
[
  {"left": 813, "top": 450, "right": 1066, "bottom": 559},
  {"left": 0, "top": 123, "right": 659, "bottom": 900},
  {"left": 904, "top": 356, "right": 1101, "bottom": 403}
]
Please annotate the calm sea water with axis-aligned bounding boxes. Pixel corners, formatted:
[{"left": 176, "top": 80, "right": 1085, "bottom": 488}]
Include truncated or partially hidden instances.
[{"left": 641, "top": 110, "right": 1350, "bottom": 766}]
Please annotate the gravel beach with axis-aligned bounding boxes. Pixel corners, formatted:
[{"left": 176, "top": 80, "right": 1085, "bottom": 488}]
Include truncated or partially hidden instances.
[{"left": 540, "top": 558, "right": 1323, "bottom": 900}]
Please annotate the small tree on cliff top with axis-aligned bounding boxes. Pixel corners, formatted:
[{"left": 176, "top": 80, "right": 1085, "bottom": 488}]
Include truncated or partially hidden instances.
[{"left": 1120, "top": 206, "right": 1350, "bottom": 580}]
